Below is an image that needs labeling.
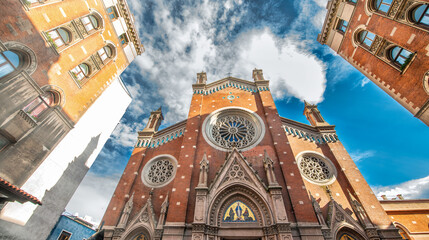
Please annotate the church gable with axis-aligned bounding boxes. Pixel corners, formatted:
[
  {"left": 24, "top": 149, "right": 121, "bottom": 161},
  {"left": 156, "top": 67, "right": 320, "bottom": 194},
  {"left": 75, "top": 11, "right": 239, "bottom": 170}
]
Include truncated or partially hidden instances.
[{"left": 208, "top": 148, "right": 268, "bottom": 194}]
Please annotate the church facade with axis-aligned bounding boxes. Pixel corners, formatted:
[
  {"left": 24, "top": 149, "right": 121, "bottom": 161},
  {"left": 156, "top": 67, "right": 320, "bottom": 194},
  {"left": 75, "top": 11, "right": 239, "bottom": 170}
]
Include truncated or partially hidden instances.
[{"left": 100, "top": 70, "right": 402, "bottom": 240}]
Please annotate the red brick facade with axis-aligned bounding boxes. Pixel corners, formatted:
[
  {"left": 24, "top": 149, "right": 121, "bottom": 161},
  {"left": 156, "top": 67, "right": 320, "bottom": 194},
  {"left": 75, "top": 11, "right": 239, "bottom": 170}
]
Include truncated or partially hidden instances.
[
  {"left": 318, "top": 0, "right": 429, "bottom": 126},
  {"left": 100, "top": 70, "right": 402, "bottom": 240}
]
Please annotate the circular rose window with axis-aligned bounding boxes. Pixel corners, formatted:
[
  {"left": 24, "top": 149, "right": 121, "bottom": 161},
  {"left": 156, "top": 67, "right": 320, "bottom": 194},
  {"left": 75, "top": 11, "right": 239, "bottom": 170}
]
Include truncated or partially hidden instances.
[
  {"left": 202, "top": 107, "right": 265, "bottom": 151},
  {"left": 297, "top": 152, "right": 337, "bottom": 185},
  {"left": 141, "top": 155, "right": 177, "bottom": 188}
]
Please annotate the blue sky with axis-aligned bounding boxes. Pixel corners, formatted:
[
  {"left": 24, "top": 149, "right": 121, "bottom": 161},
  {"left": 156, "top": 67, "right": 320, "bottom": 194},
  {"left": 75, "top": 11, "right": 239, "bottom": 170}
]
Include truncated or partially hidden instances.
[{"left": 66, "top": 0, "right": 429, "bottom": 224}]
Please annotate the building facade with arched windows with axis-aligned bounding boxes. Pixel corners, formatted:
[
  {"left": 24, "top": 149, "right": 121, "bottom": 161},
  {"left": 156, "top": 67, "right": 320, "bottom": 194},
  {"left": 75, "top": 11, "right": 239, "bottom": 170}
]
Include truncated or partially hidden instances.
[
  {"left": 318, "top": 0, "right": 429, "bottom": 126},
  {"left": 0, "top": 0, "right": 143, "bottom": 239},
  {"left": 97, "top": 70, "right": 403, "bottom": 240}
]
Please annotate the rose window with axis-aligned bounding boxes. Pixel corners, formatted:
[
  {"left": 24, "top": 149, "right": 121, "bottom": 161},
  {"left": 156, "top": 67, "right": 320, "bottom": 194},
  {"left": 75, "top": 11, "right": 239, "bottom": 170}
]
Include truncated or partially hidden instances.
[
  {"left": 297, "top": 153, "right": 336, "bottom": 185},
  {"left": 202, "top": 108, "right": 265, "bottom": 151},
  {"left": 212, "top": 115, "right": 256, "bottom": 149},
  {"left": 142, "top": 156, "right": 177, "bottom": 188}
]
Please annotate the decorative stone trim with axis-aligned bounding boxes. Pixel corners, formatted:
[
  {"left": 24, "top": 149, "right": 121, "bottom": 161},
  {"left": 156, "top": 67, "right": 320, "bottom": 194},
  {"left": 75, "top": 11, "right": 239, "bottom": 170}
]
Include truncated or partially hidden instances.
[{"left": 137, "top": 120, "right": 186, "bottom": 148}]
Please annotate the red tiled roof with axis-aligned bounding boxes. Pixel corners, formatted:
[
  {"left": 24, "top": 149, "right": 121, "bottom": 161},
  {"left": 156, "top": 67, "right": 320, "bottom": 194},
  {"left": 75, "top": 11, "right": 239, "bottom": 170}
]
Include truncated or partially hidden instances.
[{"left": 0, "top": 177, "right": 42, "bottom": 205}]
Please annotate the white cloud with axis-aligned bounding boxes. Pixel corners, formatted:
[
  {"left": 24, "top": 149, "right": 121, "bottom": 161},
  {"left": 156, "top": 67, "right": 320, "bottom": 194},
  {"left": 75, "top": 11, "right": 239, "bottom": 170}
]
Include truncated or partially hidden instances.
[
  {"left": 372, "top": 176, "right": 429, "bottom": 200},
  {"left": 360, "top": 77, "right": 370, "bottom": 87},
  {"left": 129, "top": 1, "right": 328, "bottom": 124},
  {"left": 350, "top": 150, "right": 375, "bottom": 162},
  {"left": 66, "top": 172, "right": 122, "bottom": 226}
]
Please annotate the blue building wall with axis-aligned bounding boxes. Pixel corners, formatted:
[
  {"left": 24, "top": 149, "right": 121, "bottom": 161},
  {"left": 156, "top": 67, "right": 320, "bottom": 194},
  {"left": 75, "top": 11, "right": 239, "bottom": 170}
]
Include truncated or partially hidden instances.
[{"left": 47, "top": 215, "right": 95, "bottom": 240}]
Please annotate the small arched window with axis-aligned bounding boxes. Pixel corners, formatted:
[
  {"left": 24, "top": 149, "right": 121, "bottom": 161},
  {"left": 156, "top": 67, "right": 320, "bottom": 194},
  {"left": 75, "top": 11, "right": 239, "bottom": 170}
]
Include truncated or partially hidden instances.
[
  {"left": 337, "top": 20, "right": 349, "bottom": 33},
  {"left": 374, "top": 0, "right": 392, "bottom": 14},
  {"left": 389, "top": 46, "right": 413, "bottom": 67},
  {"left": 71, "top": 63, "right": 90, "bottom": 81},
  {"left": 357, "top": 30, "right": 376, "bottom": 48},
  {"left": 411, "top": 4, "right": 429, "bottom": 26},
  {"left": 98, "top": 45, "right": 113, "bottom": 62},
  {"left": 0, "top": 51, "right": 21, "bottom": 78},
  {"left": 81, "top": 15, "right": 100, "bottom": 33},
  {"left": 48, "top": 28, "right": 71, "bottom": 48},
  {"left": 23, "top": 92, "right": 58, "bottom": 120}
]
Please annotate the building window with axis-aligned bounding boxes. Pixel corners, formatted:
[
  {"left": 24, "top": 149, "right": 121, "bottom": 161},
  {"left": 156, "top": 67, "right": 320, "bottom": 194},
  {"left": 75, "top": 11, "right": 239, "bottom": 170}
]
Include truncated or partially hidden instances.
[
  {"left": 348, "top": 0, "right": 357, "bottom": 3},
  {"left": 71, "top": 63, "right": 90, "bottom": 81},
  {"left": 141, "top": 155, "right": 177, "bottom": 188},
  {"left": 337, "top": 20, "right": 349, "bottom": 33},
  {"left": 389, "top": 46, "right": 413, "bottom": 69},
  {"left": 297, "top": 152, "right": 337, "bottom": 185},
  {"left": 107, "top": 6, "right": 119, "bottom": 20},
  {"left": 58, "top": 230, "right": 72, "bottom": 240},
  {"left": 98, "top": 46, "right": 113, "bottom": 62},
  {"left": 119, "top": 34, "right": 129, "bottom": 46},
  {"left": 23, "top": 92, "right": 57, "bottom": 120},
  {"left": 374, "top": 0, "right": 392, "bottom": 14},
  {"left": 357, "top": 30, "right": 376, "bottom": 48},
  {"left": 411, "top": 4, "right": 429, "bottom": 26},
  {"left": 81, "top": 15, "right": 100, "bottom": 33},
  {"left": 47, "top": 28, "right": 71, "bottom": 48},
  {"left": 0, "top": 51, "right": 20, "bottom": 78}
]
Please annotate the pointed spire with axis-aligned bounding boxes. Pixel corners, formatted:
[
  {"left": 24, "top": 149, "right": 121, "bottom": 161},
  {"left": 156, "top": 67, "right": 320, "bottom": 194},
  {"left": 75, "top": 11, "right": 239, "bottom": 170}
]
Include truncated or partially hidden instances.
[{"left": 156, "top": 106, "right": 162, "bottom": 112}]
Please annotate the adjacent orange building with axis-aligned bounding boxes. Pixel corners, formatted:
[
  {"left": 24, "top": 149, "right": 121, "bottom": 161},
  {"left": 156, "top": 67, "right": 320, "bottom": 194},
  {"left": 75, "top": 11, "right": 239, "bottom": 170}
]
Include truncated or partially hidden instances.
[
  {"left": 0, "top": 0, "right": 143, "bottom": 239},
  {"left": 318, "top": 0, "right": 429, "bottom": 126},
  {"left": 380, "top": 197, "right": 429, "bottom": 240},
  {"left": 97, "top": 70, "right": 402, "bottom": 240}
]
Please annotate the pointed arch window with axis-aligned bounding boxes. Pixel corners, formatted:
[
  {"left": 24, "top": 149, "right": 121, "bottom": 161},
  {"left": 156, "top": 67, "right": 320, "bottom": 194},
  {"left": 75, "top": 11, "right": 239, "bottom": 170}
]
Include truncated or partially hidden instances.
[
  {"left": 71, "top": 63, "right": 90, "bottom": 81},
  {"left": 373, "top": 0, "right": 392, "bottom": 14},
  {"left": 357, "top": 30, "right": 376, "bottom": 48},
  {"left": 411, "top": 4, "right": 429, "bottom": 26},
  {"left": 0, "top": 51, "right": 20, "bottom": 78},
  {"left": 23, "top": 92, "right": 58, "bottom": 120},
  {"left": 48, "top": 28, "right": 71, "bottom": 48},
  {"left": 81, "top": 15, "right": 100, "bottom": 33}
]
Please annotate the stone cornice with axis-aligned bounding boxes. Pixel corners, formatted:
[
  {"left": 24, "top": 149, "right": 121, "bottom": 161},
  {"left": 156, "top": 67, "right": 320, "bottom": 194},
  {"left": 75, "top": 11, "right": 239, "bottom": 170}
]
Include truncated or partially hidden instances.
[
  {"left": 117, "top": 0, "right": 144, "bottom": 55},
  {"left": 317, "top": 0, "right": 341, "bottom": 44}
]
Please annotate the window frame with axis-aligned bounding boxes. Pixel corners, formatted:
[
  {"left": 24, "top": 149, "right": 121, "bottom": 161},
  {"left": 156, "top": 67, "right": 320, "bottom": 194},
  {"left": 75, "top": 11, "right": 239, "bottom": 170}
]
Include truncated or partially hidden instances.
[
  {"left": 57, "top": 230, "right": 72, "bottom": 240},
  {"left": 71, "top": 63, "right": 90, "bottom": 81},
  {"left": 411, "top": 4, "right": 429, "bottom": 26},
  {"left": 107, "top": 6, "right": 119, "bottom": 20},
  {"left": 47, "top": 28, "right": 71, "bottom": 49},
  {"left": 81, "top": 15, "right": 100, "bottom": 33},
  {"left": 22, "top": 92, "right": 55, "bottom": 121},
  {"left": 0, "top": 51, "right": 21, "bottom": 79},
  {"left": 389, "top": 46, "right": 413, "bottom": 69},
  {"left": 336, "top": 19, "right": 349, "bottom": 33},
  {"left": 357, "top": 30, "right": 376, "bottom": 48},
  {"left": 374, "top": 0, "right": 393, "bottom": 14},
  {"left": 119, "top": 34, "right": 129, "bottom": 46}
]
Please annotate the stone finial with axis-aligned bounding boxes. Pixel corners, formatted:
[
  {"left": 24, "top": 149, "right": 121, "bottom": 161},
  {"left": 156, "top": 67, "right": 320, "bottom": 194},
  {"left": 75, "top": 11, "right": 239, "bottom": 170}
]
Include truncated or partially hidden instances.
[
  {"left": 381, "top": 195, "right": 387, "bottom": 200},
  {"left": 303, "top": 102, "right": 329, "bottom": 127},
  {"left": 397, "top": 194, "right": 404, "bottom": 200},
  {"left": 197, "top": 72, "right": 207, "bottom": 84},
  {"left": 252, "top": 69, "right": 264, "bottom": 81}
]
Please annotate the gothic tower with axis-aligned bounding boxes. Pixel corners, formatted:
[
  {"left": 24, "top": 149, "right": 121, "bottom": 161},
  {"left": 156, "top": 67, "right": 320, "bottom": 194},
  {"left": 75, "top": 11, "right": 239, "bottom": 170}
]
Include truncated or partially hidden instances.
[{"left": 99, "top": 70, "right": 402, "bottom": 240}]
